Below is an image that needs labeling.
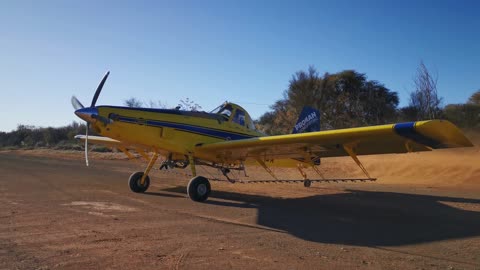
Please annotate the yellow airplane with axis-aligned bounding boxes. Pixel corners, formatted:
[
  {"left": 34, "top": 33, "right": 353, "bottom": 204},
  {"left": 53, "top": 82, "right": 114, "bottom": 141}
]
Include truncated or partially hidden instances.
[{"left": 72, "top": 71, "right": 474, "bottom": 202}]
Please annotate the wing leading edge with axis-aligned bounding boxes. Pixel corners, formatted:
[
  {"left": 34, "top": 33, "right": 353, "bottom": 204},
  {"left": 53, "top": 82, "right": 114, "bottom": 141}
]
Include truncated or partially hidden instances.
[{"left": 194, "top": 120, "right": 473, "bottom": 163}]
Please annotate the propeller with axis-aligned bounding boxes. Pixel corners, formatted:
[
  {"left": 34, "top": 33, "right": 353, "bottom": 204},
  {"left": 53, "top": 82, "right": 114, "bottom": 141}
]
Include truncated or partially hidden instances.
[
  {"left": 71, "top": 96, "right": 84, "bottom": 110},
  {"left": 91, "top": 71, "right": 110, "bottom": 107},
  {"left": 71, "top": 71, "right": 110, "bottom": 166},
  {"left": 85, "top": 124, "right": 89, "bottom": 166}
]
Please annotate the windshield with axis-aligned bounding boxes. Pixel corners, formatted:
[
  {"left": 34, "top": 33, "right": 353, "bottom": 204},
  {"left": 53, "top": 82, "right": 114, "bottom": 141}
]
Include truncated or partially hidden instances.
[
  {"left": 212, "top": 104, "right": 233, "bottom": 120},
  {"left": 210, "top": 103, "right": 225, "bottom": 114},
  {"left": 211, "top": 103, "right": 256, "bottom": 130}
]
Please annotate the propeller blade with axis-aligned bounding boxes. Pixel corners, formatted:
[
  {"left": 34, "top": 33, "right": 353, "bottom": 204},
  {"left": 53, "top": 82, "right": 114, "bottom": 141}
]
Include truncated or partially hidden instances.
[
  {"left": 90, "top": 71, "right": 110, "bottom": 107},
  {"left": 85, "top": 124, "right": 89, "bottom": 167},
  {"left": 71, "top": 96, "right": 85, "bottom": 110}
]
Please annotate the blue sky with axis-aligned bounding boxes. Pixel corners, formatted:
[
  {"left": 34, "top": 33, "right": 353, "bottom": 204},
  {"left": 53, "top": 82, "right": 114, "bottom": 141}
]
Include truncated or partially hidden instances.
[{"left": 0, "top": 0, "right": 479, "bottom": 131}]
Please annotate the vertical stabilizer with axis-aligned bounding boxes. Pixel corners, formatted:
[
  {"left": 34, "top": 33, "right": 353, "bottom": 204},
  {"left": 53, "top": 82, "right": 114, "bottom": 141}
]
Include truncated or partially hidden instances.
[{"left": 292, "top": 106, "right": 320, "bottom": 134}]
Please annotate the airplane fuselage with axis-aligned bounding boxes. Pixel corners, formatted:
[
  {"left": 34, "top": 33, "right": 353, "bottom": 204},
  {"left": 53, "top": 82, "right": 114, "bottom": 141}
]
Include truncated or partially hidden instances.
[{"left": 77, "top": 104, "right": 264, "bottom": 163}]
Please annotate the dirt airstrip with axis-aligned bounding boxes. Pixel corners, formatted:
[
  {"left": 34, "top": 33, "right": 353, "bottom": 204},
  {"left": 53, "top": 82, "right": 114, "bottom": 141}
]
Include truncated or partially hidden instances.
[{"left": 1, "top": 145, "right": 479, "bottom": 269}]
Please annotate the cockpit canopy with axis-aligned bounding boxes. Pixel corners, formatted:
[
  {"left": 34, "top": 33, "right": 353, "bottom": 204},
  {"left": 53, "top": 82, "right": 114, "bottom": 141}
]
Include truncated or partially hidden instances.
[{"left": 211, "top": 102, "right": 256, "bottom": 130}]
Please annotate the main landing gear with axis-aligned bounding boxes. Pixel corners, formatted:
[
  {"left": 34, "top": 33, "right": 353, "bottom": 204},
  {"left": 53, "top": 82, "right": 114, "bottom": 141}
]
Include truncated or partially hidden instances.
[
  {"left": 187, "top": 176, "right": 211, "bottom": 202},
  {"left": 128, "top": 152, "right": 158, "bottom": 193},
  {"left": 128, "top": 152, "right": 212, "bottom": 202},
  {"left": 128, "top": 172, "right": 150, "bottom": 193},
  {"left": 184, "top": 155, "right": 211, "bottom": 202}
]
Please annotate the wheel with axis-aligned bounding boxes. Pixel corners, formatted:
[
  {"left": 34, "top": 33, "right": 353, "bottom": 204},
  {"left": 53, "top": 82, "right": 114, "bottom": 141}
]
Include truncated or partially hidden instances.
[
  {"left": 187, "top": 176, "right": 211, "bottom": 202},
  {"left": 128, "top": 172, "right": 150, "bottom": 193},
  {"left": 303, "top": 180, "right": 312, "bottom": 188}
]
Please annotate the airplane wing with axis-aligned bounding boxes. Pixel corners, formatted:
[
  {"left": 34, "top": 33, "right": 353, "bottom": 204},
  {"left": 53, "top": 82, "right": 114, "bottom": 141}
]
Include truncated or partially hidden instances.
[{"left": 194, "top": 120, "right": 474, "bottom": 163}]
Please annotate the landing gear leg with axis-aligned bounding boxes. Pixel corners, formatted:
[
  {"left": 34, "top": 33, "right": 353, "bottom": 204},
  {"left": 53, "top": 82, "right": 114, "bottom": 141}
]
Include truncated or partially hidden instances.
[
  {"left": 297, "top": 164, "right": 312, "bottom": 188},
  {"left": 128, "top": 152, "right": 158, "bottom": 193},
  {"left": 221, "top": 167, "right": 236, "bottom": 183},
  {"left": 343, "top": 144, "right": 372, "bottom": 179}
]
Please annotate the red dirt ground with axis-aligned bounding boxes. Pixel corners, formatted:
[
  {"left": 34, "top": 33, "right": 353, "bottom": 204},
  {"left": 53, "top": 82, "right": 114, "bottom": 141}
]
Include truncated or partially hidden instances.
[{"left": 1, "top": 146, "right": 479, "bottom": 269}]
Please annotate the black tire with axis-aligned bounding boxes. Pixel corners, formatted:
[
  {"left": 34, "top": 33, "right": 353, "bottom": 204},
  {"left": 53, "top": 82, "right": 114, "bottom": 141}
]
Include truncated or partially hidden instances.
[
  {"left": 128, "top": 172, "right": 150, "bottom": 193},
  {"left": 187, "top": 176, "right": 211, "bottom": 202},
  {"left": 303, "top": 180, "right": 312, "bottom": 188}
]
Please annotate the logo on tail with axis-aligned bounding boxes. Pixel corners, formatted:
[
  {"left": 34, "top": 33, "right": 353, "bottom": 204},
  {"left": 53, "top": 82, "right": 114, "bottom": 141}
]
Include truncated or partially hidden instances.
[{"left": 292, "top": 106, "right": 320, "bottom": 134}]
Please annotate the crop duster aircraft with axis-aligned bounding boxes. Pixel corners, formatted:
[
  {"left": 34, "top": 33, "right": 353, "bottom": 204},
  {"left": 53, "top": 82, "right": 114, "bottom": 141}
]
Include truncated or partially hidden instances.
[{"left": 72, "top": 72, "right": 474, "bottom": 202}]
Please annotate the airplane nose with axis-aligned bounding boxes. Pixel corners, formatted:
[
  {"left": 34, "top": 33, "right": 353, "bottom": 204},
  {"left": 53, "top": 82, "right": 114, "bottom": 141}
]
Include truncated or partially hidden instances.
[{"left": 74, "top": 107, "right": 99, "bottom": 123}]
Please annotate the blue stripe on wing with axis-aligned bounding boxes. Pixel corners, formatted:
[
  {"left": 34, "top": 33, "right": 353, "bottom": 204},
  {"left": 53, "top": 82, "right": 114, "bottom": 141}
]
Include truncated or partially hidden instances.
[{"left": 393, "top": 122, "right": 441, "bottom": 148}]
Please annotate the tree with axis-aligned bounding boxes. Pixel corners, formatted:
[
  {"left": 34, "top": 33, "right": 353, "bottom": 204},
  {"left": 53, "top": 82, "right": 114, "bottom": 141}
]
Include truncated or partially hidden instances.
[
  {"left": 148, "top": 100, "right": 168, "bottom": 109},
  {"left": 398, "top": 106, "right": 418, "bottom": 122},
  {"left": 0, "top": 122, "right": 90, "bottom": 149},
  {"left": 444, "top": 104, "right": 480, "bottom": 129},
  {"left": 124, "top": 97, "right": 144, "bottom": 107},
  {"left": 408, "top": 61, "right": 442, "bottom": 120},
  {"left": 444, "top": 90, "right": 480, "bottom": 129},
  {"left": 468, "top": 90, "right": 480, "bottom": 105},
  {"left": 286, "top": 66, "right": 324, "bottom": 112},
  {"left": 177, "top": 98, "right": 202, "bottom": 111},
  {"left": 257, "top": 99, "right": 297, "bottom": 135},
  {"left": 124, "top": 97, "right": 193, "bottom": 110},
  {"left": 257, "top": 67, "right": 399, "bottom": 134}
]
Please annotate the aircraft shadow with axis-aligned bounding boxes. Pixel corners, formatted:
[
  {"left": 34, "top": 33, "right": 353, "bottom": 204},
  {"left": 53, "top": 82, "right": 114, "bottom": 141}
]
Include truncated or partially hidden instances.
[
  {"left": 160, "top": 186, "right": 480, "bottom": 247},
  {"left": 143, "top": 191, "right": 185, "bottom": 198}
]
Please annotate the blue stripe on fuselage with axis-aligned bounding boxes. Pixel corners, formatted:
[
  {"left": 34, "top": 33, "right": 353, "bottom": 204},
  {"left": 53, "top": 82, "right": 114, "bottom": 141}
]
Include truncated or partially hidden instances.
[
  {"left": 393, "top": 122, "right": 440, "bottom": 148},
  {"left": 117, "top": 116, "right": 254, "bottom": 140}
]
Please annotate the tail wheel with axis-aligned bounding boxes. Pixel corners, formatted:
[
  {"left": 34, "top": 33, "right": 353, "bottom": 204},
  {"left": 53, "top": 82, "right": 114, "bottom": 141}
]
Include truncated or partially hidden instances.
[
  {"left": 187, "top": 176, "right": 211, "bottom": 202},
  {"left": 128, "top": 172, "right": 150, "bottom": 193},
  {"left": 303, "top": 180, "right": 312, "bottom": 188}
]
